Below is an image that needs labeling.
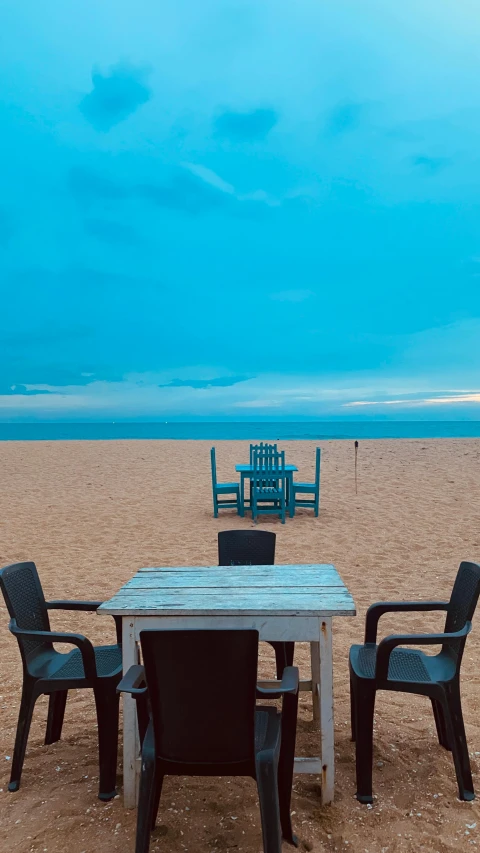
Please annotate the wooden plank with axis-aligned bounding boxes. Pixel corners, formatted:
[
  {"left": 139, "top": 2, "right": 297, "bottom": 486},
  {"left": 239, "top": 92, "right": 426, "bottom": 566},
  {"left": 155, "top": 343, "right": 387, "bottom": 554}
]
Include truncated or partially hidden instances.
[
  {"left": 136, "top": 563, "right": 337, "bottom": 575},
  {"left": 122, "top": 617, "right": 139, "bottom": 809},
  {"left": 125, "top": 567, "right": 344, "bottom": 589},
  {"left": 294, "top": 757, "right": 322, "bottom": 774},
  {"left": 319, "top": 617, "right": 334, "bottom": 805},
  {"left": 131, "top": 614, "right": 326, "bottom": 642},
  {"left": 99, "top": 590, "right": 356, "bottom": 617}
]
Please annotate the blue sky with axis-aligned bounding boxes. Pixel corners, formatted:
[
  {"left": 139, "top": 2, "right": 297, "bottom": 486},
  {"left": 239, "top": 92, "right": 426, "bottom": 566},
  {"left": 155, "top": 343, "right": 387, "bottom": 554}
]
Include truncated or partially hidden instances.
[{"left": 1, "top": 0, "right": 480, "bottom": 421}]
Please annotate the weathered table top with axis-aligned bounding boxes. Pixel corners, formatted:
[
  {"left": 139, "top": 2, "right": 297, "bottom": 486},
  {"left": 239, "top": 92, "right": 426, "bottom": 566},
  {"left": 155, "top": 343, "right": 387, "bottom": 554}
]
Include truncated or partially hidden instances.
[{"left": 98, "top": 564, "right": 356, "bottom": 618}]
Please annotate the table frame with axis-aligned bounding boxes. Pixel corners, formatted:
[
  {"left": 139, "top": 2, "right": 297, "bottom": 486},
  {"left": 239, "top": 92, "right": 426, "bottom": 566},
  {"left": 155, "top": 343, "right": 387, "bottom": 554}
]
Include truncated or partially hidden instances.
[
  {"left": 99, "top": 563, "right": 355, "bottom": 809},
  {"left": 235, "top": 464, "right": 298, "bottom": 518},
  {"left": 121, "top": 613, "right": 333, "bottom": 808}
]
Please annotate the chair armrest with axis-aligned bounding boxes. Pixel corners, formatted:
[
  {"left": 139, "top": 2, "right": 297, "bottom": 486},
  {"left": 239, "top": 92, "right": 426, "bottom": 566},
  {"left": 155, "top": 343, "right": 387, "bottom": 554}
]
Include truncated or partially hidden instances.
[
  {"left": 117, "top": 664, "right": 148, "bottom": 696},
  {"left": 364, "top": 601, "right": 450, "bottom": 643},
  {"left": 376, "top": 622, "right": 472, "bottom": 680},
  {"left": 46, "top": 601, "right": 122, "bottom": 645},
  {"left": 9, "top": 618, "right": 97, "bottom": 680},
  {"left": 256, "top": 666, "right": 299, "bottom": 700}
]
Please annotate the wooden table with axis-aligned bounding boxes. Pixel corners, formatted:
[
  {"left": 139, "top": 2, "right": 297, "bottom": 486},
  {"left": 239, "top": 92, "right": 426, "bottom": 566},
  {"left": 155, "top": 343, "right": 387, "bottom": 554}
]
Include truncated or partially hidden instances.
[
  {"left": 98, "top": 564, "right": 356, "bottom": 808},
  {"left": 235, "top": 463, "right": 298, "bottom": 517}
]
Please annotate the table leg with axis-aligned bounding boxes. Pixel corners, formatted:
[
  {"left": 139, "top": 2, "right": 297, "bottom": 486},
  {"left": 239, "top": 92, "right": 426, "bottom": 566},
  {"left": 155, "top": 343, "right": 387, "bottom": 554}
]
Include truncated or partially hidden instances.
[
  {"left": 318, "top": 617, "right": 334, "bottom": 805},
  {"left": 310, "top": 641, "right": 320, "bottom": 722},
  {"left": 240, "top": 472, "right": 245, "bottom": 516},
  {"left": 288, "top": 472, "right": 294, "bottom": 517},
  {"left": 122, "top": 617, "right": 140, "bottom": 808}
]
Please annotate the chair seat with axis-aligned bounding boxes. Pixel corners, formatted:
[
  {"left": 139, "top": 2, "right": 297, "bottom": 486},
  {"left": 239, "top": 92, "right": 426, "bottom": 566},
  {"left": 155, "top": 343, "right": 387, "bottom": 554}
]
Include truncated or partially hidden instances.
[
  {"left": 44, "top": 644, "right": 122, "bottom": 682},
  {"left": 216, "top": 482, "right": 240, "bottom": 493},
  {"left": 350, "top": 643, "right": 435, "bottom": 683},
  {"left": 293, "top": 482, "right": 316, "bottom": 492}
]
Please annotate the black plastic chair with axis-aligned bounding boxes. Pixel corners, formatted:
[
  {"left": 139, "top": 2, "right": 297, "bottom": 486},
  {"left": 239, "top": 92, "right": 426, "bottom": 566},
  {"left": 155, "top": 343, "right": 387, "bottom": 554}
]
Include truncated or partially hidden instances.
[
  {"left": 218, "top": 530, "right": 294, "bottom": 678},
  {"left": 118, "top": 629, "right": 299, "bottom": 853},
  {"left": 0, "top": 561, "right": 123, "bottom": 800},
  {"left": 349, "top": 560, "right": 480, "bottom": 803}
]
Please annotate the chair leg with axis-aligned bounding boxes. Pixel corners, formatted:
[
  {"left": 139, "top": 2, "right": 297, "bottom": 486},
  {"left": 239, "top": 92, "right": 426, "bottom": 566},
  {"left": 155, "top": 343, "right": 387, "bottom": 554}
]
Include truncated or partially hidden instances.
[
  {"left": 430, "top": 698, "right": 450, "bottom": 750},
  {"left": 443, "top": 685, "right": 474, "bottom": 801},
  {"left": 94, "top": 685, "right": 119, "bottom": 801},
  {"left": 213, "top": 492, "right": 218, "bottom": 518},
  {"left": 8, "top": 681, "right": 37, "bottom": 792},
  {"left": 136, "top": 725, "right": 157, "bottom": 853},
  {"left": 151, "top": 768, "right": 164, "bottom": 830},
  {"left": 350, "top": 673, "right": 357, "bottom": 743},
  {"left": 45, "top": 691, "right": 68, "bottom": 745},
  {"left": 278, "top": 692, "right": 299, "bottom": 847},
  {"left": 270, "top": 642, "right": 294, "bottom": 679},
  {"left": 354, "top": 682, "right": 376, "bottom": 804},
  {"left": 256, "top": 758, "right": 282, "bottom": 853}
]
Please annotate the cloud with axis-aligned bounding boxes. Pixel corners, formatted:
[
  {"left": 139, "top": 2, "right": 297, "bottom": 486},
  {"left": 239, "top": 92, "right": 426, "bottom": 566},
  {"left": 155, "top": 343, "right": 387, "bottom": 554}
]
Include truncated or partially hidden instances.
[
  {"left": 69, "top": 164, "right": 275, "bottom": 217},
  {"left": 325, "top": 102, "right": 363, "bottom": 137},
  {"left": 79, "top": 61, "right": 152, "bottom": 132},
  {"left": 345, "top": 391, "right": 480, "bottom": 407},
  {"left": 0, "top": 384, "right": 54, "bottom": 396},
  {"left": 84, "top": 218, "right": 140, "bottom": 245},
  {"left": 158, "top": 376, "right": 250, "bottom": 389},
  {"left": 270, "top": 289, "right": 314, "bottom": 303},
  {"left": 214, "top": 108, "right": 278, "bottom": 141},
  {"left": 411, "top": 155, "right": 450, "bottom": 174}
]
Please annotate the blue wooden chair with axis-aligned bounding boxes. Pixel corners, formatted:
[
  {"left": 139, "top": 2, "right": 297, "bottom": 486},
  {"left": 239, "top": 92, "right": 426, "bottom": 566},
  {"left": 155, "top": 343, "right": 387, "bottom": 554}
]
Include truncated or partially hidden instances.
[
  {"left": 210, "top": 447, "right": 241, "bottom": 517},
  {"left": 251, "top": 447, "right": 286, "bottom": 524},
  {"left": 292, "top": 447, "right": 321, "bottom": 517},
  {"left": 249, "top": 442, "right": 277, "bottom": 464}
]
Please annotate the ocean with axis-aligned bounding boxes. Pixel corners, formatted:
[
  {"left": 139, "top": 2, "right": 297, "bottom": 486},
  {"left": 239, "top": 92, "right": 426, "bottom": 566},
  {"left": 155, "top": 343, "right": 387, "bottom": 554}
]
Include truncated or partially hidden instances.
[{"left": 0, "top": 422, "right": 480, "bottom": 441}]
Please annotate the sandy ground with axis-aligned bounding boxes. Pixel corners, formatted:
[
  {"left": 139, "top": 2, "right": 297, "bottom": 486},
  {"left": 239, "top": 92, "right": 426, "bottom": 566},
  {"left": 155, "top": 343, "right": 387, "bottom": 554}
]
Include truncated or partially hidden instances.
[{"left": 0, "top": 437, "right": 479, "bottom": 853}]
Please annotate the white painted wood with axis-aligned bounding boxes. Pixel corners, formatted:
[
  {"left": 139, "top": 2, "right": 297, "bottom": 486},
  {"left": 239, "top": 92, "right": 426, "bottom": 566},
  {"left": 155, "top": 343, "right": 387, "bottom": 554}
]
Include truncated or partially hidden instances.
[
  {"left": 318, "top": 617, "right": 334, "bottom": 805},
  {"left": 97, "top": 564, "right": 356, "bottom": 808},
  {"left": 122, "top": 616, "right": 140, "bottom": 809},
  {"left": 294, "top": 757, "right": 322, "bottom": 774},
  {"left": 131, "top": 614, "right": 323, "bottom": 642},
  {"left": 310, "top": 641, "right": 321, "bottom": 722}
]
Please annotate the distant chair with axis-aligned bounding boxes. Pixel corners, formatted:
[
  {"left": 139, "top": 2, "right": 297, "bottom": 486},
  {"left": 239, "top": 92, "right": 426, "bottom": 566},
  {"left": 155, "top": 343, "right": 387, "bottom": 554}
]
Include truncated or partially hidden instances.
[
  {"left": 349, "top": 560, "right": 480, "bottom": 803},
  {"left": 292, "top": 447, "right": 321, "bottom": 517},
  {"left": 250, "top": 442, "right": 278, "bottom": 464},
  {"left": 218, "top": 530, "right": 294, "bottom": 678},
  {"left": 0, "top": 561, "right": 122, "bottom": 800},
  {"left": 210, "top": 447, "right": 241, "bottom": 517},
  {"left": 118, "top": 629, "right": 300, "bottom": 853},
  {"left": 251, "top": 447, "right": 286, "bottom": 524}
]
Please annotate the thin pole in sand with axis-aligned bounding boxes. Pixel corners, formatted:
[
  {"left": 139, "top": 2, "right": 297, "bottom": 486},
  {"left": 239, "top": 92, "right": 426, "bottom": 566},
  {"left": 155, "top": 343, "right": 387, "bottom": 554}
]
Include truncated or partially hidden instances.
[{"left": 354, "top": 440, "right": 358, "bottom": 494}]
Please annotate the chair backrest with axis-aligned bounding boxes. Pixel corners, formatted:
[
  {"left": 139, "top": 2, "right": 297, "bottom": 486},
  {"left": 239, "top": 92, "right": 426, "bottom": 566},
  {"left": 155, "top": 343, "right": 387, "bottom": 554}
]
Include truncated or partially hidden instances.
[
  {"left": 315, "top": 447, "right": 321, "bottom": 486},
  {"left": 249, "top": 442, "right": 278, "bottom": 464},
  {"left": 443, "top": 561, "right": 480, "bottom": 663},
  {"left": 0, "top": 561, "right": 52, "bottom": 662},
  {"left": 210, "top": 446, "right": 217, "bottom": 488},
  {"left": 140, "top": 629, "right": 259, "bottom": 765},
  {"left": 218, "top": 530, "right": 276, "bottom": 566},
  {"left": 252, "top": 447, "right": 285, "bottom": 490}
]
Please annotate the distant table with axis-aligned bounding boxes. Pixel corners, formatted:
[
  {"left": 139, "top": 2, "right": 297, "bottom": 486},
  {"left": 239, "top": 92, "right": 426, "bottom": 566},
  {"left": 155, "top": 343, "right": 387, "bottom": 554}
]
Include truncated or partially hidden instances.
[
  {"left": 235, "top": 463, "right": 298, "bottom": 517},
  {"left": 99, "top": 563, "right": 356, "bottom": 809}
]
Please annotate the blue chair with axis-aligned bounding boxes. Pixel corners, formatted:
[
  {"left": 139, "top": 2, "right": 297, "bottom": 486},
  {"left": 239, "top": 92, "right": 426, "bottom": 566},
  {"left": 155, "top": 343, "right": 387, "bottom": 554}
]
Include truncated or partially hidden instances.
[
  {"left": 251, "top": 447, "right": 286, "bottom": 524},
  {"left": 210, "top": 447, "right": 241, "bottom": 517},
  {"left": 249, "top": 442, "right": 278, "bottom": 464},
  {"left": 292, "top": 447, "right": 321, "bottom": 517}
]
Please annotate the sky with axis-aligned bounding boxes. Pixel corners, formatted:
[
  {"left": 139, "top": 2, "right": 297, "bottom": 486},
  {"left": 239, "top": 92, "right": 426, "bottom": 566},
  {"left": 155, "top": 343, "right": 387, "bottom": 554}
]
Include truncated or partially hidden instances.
[{"left": 1, "top": 0, "right": 480, "bottom": 421}]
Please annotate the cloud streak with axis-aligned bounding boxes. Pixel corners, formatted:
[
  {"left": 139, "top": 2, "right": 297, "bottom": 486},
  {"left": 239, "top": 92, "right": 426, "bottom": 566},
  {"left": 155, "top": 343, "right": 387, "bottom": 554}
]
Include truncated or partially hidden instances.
[{"left": 79, "top": 61, "right": 151, "bottom": 132}]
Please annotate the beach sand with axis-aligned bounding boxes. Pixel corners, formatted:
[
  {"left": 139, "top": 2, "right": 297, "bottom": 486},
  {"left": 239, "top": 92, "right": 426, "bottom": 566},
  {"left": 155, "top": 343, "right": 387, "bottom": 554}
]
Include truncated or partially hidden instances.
[{"left": 0, "top": 437, "right": 479, "bottom": 853}]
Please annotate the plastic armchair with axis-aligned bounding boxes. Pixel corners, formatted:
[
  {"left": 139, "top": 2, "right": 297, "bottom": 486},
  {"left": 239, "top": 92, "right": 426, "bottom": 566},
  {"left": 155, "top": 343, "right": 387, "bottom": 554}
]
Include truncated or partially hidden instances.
[
  {"left": 118, "top": 629, "right": 300, "bottom": 853},
  {"left": 349, "top": 560, "right": 480, "bottom": 803},
  {"left": 0, "top": 561, "right": 122, "bottom": 800}
]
